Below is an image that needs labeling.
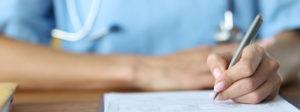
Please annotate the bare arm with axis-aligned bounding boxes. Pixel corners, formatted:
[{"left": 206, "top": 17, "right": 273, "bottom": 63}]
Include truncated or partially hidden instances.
[
  {"left": 0, "top": 35, "right": 218, "bottom": 91},
  {"left": 0, "top": 36, "right": 137, "bottom": 90}
]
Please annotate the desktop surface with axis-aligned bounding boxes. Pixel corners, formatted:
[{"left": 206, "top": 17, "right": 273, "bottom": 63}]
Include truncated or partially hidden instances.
[{"left": 11, "top": 80, "right": 300, "bottom": 112}]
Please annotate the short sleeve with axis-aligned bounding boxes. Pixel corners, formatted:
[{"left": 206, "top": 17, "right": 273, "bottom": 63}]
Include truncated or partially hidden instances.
[
  {"left": 4, "top": 0, "right": 54, "bottom": 45},
  {"left": 259, "top": 0, "right": 300, "bottom": 39}
]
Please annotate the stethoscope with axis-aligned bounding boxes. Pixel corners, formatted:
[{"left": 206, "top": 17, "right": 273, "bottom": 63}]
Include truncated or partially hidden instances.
[
  {"left": 52, "top": 0, "right": 241, "bottom": 44},
  {"left": 51, "top": 0, "right": 121, "bottom": 42},
  {"left": 214, "top": 0, "right": 242, "bottom": 43}
]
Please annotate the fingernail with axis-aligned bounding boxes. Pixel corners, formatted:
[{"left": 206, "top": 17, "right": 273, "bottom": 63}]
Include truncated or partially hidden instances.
[
  {"left": 212, "top": 68, "right": 221, "bottom": 79},
  {"left": 214, "top": 81, "right": 225, "bottom": 92}
]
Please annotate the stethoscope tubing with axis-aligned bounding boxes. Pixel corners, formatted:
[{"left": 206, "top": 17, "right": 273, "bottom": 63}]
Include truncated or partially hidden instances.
[
  {"left": 52, "top": 0, "right": 238, "bottom": 44},
  {"left": 51, "top": 0, "right": 103, "bottom": 41}
]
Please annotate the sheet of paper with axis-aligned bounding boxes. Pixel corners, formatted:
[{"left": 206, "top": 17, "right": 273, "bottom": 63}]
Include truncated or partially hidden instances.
[{"left": 104, "top": 90, "right": 299, "bottom": 112}]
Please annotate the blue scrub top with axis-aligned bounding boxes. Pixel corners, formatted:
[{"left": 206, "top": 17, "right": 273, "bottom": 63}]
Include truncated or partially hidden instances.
[
  {"left": 0, "top": 0, "right": 17, "bottom": 32},
  {"left": 4, "top": 0, "right": 300, "bottom": 55}
]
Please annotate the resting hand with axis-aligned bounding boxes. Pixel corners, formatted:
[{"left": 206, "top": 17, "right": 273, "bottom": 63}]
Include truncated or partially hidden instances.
[{"left": 207, "top": 44, "right": 282, "bottom": 104}]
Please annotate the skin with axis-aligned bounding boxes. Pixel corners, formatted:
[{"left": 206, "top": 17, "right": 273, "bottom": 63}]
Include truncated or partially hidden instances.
[
  {"left": 0, "top": 36, "right": 217, "bottom": 90},
  {"left": 207, "top": 30, "right": 300, "bottom": 104},
  {"left": 0, "top": 30, "right": 299, "bottom": 104},
  {"left": 207, "top": 44, "right": 281, "bottom": 104},
  {"left": 133, "top": 44, "right": 236, "bottom": 91}
]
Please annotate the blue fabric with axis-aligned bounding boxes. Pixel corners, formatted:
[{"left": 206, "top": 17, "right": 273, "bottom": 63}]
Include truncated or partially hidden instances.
[
  {"left": 259, "top": 0, "right": 300, "bottom": 39},
  {"left": 4, "top": 0, "right": 54, "bottom": 45},
  {"left": 4, "top": 0, "right": 300, "bottom": 55},
  {"left": 0, "top": 0, "right": 17, "bottom": 32}
]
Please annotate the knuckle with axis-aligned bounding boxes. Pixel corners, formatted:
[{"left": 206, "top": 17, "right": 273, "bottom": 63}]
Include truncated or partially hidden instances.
[
  {"left": 243, "top": 45, "right": 265, "bottom": 58},
  {"left": 269, "top": 59, "right": 280, "bottom": 71},
  {"left": 243, "top": 45, "right": 253, "bottom": 53},
  {"left": 254, "top": 45, "right": 265, "bottom": 54},
  {"left": 245, "top": 44, "right": 263, "bottom": 54}
]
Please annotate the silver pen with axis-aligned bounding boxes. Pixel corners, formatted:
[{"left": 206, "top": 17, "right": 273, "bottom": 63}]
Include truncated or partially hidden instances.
[{"left": 213, "top": 14, "right": 263, "bottom": 100}]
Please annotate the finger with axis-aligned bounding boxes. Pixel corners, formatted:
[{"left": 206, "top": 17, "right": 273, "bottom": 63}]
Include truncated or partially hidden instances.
[
  {"left": 213, "top": 44, "right": 266, "bottom": 93},
  {"left": 231, "top": 74, "right": 281, "bottom": 104},
  {"left": 217, "top": 44, "right": 265, "bottom": 91},
  {"left": 207, "top": 53, "right": 232, "bottom": 79},
  {"left": 216, "top": 57, "right": 279, "bottom": 100}
]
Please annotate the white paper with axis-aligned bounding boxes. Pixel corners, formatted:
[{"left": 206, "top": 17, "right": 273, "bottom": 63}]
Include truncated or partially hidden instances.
[{"left": 104, "top": 90, "right": 299, "bottom": 112}]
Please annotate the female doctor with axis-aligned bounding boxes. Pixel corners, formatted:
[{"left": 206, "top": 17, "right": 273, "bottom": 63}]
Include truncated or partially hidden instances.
[{"left": 1, "top": 0, "right": 300, "bottom": 104}]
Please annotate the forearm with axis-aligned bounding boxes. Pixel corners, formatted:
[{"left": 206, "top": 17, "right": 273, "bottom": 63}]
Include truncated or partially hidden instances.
[
  {"left": 265, "top": 30, "right": 300, "bottom": 84},
  {"left": 0, "top": 37, "right": 137, "bottom": 90}
]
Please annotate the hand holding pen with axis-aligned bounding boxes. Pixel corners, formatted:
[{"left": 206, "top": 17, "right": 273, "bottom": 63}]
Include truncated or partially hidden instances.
[{"left": 207, "top": 15, "right": 282, "bottom": 104}]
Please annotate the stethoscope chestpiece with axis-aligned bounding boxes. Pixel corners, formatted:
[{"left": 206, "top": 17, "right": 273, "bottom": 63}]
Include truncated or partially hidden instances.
[
  {"left": 214, "top": 10, "right": 242, "bottom": 44},
  {"left": 214, "top": 24, "right": 242, "bottom": 44}
]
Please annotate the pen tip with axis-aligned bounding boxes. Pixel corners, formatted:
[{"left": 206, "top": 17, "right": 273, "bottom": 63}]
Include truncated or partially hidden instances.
[{"left": 212, "top": 92, "right": 218, "bottom": 101}]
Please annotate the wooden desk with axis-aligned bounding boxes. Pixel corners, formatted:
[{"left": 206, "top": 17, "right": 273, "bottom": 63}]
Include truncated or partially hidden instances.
[{"left": 12, "top": 80, "right": 300, "bottom": 112}]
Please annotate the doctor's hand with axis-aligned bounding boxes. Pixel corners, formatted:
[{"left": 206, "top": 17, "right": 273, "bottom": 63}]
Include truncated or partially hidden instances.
[
  {"left": 132, "top": 46, "right": 216, "bottom": 91},
  {"left": 207, "top": 44, "right": 282, "bottom": 104}
]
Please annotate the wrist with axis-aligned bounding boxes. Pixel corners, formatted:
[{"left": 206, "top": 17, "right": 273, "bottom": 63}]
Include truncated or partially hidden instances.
[
  {"left": 131, "top": 56, "right": 151, "bottom": 89},
  {"left": 104, "top": 55, "right": 139, "bottom": 85},
  {"left": 131, "top": 56, "right": 165, "bottom": 90},
  {"left": 76, "top": 55, "right": 140, "bottom": 89}
]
